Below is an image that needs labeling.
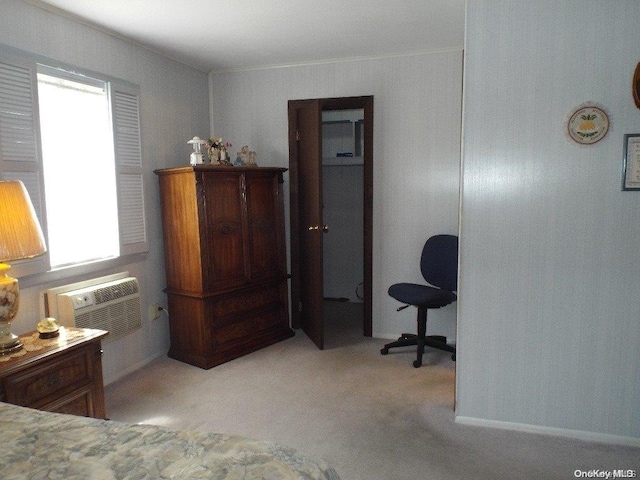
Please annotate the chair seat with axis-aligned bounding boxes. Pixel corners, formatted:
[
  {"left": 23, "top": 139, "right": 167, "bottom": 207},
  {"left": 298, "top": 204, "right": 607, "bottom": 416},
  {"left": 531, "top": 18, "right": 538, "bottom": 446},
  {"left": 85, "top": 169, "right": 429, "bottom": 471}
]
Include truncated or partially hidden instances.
[{"left": 388, "top": 282, "right": 456, "bottom": 308}]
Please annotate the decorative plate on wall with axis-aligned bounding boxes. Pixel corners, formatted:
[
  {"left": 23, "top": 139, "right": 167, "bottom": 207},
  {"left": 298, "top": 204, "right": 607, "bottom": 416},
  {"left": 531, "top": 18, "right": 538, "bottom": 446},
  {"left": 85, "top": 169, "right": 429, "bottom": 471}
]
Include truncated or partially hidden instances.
[
  {"left": 633, "top": 62, "right": 640, "bottom": 109},
  {"left": 566, "top": 104, "right": 610, "bottom": 145}
]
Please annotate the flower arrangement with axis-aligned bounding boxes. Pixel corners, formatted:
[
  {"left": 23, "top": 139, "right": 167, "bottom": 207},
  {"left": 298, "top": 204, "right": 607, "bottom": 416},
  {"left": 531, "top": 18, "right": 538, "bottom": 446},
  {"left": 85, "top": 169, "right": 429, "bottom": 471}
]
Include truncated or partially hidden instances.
[{"left": 206, "top": 136, "right": 233, "bottom": 165}]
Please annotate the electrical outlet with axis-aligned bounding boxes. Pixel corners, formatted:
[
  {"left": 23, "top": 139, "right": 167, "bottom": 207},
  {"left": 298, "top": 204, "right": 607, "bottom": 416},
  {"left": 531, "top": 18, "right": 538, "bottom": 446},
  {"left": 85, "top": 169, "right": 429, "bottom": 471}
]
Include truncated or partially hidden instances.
[{"left": 148, "top": 303, "right": 162, "bottom": 320}]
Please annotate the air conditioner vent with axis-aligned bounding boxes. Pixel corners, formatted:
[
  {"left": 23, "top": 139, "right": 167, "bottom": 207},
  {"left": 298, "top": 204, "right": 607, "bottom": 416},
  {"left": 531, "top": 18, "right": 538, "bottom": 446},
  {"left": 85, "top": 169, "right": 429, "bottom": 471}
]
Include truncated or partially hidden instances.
[
  {"left": 74, "top": 296, "right": 142, "bottom": 343},
  {"left": 93, "top": 279, "right": 139, "bottom": 304}
]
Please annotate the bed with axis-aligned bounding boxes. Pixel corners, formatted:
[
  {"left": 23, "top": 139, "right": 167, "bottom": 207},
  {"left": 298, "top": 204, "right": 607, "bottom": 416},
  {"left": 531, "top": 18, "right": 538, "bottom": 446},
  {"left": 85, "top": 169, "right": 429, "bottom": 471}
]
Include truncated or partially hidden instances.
[{"left": 0, "top": 402, "right": 340, "bottom": 479}]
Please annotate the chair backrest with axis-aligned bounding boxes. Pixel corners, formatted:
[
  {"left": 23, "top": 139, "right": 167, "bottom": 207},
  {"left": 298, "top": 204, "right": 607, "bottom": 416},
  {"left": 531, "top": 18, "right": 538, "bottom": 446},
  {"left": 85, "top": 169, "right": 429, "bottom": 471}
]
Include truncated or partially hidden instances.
[{"left": 420, "top": 234, "right": 458, "bottom": 291}]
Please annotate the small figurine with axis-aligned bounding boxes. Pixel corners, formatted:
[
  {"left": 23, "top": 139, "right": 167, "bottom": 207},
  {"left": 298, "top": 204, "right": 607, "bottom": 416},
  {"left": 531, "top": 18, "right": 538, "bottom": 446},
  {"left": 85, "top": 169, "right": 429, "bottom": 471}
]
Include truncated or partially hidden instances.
[
  {"left": 236, "top": 145, "right": 257, "bottom": 166},
  {"left": 206, "top": 136, "right": 233, "bottom": 165},
  {"left": 37, "top": 317, "right": 60, "bottom": 339}
]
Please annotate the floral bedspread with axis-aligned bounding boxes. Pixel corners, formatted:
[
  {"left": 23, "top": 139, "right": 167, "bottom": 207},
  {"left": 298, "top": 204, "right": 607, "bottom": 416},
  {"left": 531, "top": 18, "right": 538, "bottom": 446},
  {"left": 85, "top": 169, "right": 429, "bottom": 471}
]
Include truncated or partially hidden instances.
[{"left": 0, "top": 402, "right": 340, "bottom": 480}]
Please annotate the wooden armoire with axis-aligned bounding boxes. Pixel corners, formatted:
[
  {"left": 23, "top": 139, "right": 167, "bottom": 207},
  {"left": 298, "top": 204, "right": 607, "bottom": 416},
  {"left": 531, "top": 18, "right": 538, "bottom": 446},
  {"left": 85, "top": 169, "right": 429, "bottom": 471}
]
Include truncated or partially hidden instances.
[{"left": 154, "top": 166, "right": 294, "bottom": 369}]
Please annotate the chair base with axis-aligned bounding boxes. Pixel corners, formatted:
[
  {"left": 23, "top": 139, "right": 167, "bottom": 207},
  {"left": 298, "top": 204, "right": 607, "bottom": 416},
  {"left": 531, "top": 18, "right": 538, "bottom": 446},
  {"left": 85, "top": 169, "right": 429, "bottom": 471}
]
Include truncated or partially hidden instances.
[{"left": 380, "top": 334, "right": 456, "bottom": 368}]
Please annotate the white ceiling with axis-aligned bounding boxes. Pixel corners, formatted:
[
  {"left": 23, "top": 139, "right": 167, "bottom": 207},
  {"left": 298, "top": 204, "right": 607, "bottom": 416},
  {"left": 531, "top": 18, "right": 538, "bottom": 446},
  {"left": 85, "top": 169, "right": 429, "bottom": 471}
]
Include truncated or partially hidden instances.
[{"left": 30, "top": 0, "right": 465, "bottom": 72}]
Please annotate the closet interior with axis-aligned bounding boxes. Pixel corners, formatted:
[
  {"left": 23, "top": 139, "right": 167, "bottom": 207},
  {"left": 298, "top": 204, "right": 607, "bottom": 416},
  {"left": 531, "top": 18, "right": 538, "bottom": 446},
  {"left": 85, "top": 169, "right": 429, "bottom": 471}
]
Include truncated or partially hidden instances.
[{"left": 321, "top": 109, "right": 364, "bottom": 314}]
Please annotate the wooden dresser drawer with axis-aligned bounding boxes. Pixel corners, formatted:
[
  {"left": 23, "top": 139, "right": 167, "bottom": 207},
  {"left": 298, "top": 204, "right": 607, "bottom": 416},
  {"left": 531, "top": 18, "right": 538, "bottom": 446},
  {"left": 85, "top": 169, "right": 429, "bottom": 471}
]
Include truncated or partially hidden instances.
[
  {"left": 4, "top": 346, "right": 93, "bottom": 408},
  {"left": 42, "top": 386, "right": 96, "bottom": 417}
]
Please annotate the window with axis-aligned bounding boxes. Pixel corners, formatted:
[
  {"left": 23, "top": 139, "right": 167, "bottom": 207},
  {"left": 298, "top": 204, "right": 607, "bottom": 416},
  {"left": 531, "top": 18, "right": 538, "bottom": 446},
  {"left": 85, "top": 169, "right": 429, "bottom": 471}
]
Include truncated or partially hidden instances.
[
  {"left": 37, "top": 68, "right": 119, "bottom": 268},
  {"left": 0, "top": 48, "right": 147, "bottom": 278}
]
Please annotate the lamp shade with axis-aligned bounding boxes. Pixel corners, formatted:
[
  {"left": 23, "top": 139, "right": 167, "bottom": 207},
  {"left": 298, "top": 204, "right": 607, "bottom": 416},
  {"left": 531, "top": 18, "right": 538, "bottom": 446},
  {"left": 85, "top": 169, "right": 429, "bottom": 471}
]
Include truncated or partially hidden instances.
[{"left": 0, "top": 181, "right": 47, "bottom": 263}]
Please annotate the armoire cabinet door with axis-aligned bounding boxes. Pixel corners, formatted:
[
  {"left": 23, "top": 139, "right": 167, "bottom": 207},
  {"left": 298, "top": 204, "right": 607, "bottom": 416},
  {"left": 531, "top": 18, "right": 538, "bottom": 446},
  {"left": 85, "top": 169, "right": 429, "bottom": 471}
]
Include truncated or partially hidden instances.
[
  {"left": 246, "top": 172, "right": 285, "bottom": 281},
  {"left": 201, "top": 171, "right": 248, "bottom": 288}
]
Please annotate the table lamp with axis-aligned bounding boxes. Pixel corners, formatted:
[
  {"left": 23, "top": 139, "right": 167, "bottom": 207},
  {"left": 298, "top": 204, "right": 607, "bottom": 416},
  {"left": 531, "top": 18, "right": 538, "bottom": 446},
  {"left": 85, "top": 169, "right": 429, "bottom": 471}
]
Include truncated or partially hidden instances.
[{"left": 0, "top": 180, "right": 47, "bottom": 354}]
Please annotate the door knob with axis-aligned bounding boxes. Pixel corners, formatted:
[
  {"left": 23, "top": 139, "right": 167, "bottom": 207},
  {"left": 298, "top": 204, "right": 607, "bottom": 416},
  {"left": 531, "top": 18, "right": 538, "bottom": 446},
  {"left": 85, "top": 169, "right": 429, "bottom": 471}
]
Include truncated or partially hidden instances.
[{"left": 308, "top": 225, "right": 329, "bottom": 232}]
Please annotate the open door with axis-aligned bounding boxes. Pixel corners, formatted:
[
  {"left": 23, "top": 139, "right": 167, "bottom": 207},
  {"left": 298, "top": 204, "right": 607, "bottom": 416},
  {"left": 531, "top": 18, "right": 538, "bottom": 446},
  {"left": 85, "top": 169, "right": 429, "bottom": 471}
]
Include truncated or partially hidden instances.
[
  {"left": 288, "top": 99, "right": 325, "bottom": 349},
  {"left": 289, "top": 95, "right": 373, "bottom": 350}
]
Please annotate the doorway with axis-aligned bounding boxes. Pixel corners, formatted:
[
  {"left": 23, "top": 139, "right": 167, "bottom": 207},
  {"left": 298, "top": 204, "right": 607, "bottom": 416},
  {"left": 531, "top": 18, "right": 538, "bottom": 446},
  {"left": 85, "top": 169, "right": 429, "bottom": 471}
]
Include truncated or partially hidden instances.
[{"left": 288, "top": 96, "right": 373, "bottom": 349}]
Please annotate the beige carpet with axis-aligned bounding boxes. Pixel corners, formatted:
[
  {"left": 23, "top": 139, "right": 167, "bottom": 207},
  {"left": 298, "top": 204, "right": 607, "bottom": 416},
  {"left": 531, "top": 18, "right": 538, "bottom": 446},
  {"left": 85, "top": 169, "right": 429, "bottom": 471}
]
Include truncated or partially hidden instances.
[{"left": 105, "top": 302, "right": 639, "bottom": 479}]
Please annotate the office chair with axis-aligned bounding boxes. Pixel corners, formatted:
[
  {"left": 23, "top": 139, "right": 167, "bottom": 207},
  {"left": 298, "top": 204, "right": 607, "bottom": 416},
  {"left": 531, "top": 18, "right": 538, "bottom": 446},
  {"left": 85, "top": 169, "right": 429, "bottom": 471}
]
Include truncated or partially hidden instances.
[{"left": 380, "top": 234, "right": 458, "bottom": 368}]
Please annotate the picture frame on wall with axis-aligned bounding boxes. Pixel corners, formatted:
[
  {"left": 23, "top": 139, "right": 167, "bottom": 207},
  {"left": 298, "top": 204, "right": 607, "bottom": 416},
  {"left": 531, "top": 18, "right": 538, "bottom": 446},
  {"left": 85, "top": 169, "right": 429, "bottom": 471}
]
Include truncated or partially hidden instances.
[{"left": 622, "top": 133, "right": 640, "bottom": 190}]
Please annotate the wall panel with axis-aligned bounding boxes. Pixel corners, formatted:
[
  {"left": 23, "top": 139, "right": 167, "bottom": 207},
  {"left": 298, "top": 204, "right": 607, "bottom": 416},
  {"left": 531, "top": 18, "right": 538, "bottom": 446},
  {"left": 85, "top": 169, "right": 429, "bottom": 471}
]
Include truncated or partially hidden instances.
[{"left": 459, "top": 0, "right": 640, "bottom": 441}]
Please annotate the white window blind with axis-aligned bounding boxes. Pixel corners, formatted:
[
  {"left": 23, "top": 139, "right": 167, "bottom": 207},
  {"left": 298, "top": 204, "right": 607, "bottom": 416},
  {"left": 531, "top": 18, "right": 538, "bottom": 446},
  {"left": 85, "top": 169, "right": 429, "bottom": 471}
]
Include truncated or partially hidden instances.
[
  {"left": 0, "top": 55, "right": 50, "bottom": 276},
  {"left": 113, "top": 90, "right": 147, "bottom": 254},
  {"left": 0, "top": 48, "right": 147, "bottom": 277}
]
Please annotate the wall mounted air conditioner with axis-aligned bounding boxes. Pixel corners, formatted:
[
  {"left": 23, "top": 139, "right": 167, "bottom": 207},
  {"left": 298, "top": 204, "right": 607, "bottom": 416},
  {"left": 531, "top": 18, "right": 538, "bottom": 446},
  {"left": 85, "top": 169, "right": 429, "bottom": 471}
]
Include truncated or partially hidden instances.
[{"left": 44, "top": 272, "right": 142, "bottom": 344}]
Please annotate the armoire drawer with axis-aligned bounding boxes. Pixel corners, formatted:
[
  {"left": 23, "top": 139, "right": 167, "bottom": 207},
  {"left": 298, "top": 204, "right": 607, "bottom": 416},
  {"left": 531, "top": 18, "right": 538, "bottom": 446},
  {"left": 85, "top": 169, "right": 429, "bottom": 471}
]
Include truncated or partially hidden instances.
[
  {"left": 210, "top": 285, "right": 280, "bottom": 317},
  {"left": 212, "top": 308, "right": 283, "bottom": 345}
]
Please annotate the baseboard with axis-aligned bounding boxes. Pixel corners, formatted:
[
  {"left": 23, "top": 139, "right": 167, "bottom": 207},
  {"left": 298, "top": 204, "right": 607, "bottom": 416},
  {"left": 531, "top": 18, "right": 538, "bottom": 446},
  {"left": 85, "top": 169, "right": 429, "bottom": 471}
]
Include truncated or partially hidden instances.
[
  {"left": 103, "top": 350, "right": 166, "bottom": 386},
  {"left": 455, "top": 415, "right": 640, "bottom": 447},
  {"left": 377, "top": 333, "right": 401, "bottom": 340}
]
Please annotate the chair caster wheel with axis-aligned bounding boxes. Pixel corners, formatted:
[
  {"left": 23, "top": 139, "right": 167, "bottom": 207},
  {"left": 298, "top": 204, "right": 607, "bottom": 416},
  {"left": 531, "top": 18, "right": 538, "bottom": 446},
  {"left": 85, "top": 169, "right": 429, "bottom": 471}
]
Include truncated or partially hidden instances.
[
  {"left": 380, "top": 348, "right": 388, "bottom": 355},
  {"left": 412, "top": 360, "right": 421, "bottom": 368}
]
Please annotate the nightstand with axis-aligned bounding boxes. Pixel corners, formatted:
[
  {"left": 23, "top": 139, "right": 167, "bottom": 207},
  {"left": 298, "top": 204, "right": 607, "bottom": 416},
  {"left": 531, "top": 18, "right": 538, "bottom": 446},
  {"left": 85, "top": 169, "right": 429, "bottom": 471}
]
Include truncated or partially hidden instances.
[{"left": 0, "top": 327, "right": 108, "bottom": 419}]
